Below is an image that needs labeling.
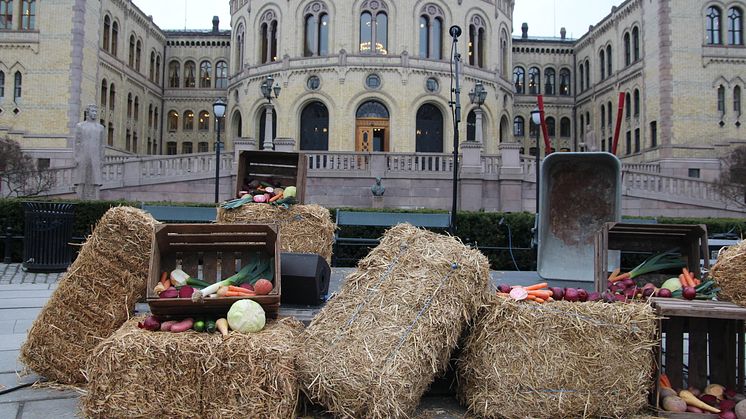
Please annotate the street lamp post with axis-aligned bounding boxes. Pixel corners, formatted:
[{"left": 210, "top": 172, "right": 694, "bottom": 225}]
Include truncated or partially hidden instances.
[
  {"left": 530, "top": 106, "right": 542, "bottom": 214},
  {"left": 213, "top": 98, "right": 227, "bottom": 203},
  {"left": 468, "top": 81, "right": 487, "bottom": 142},
  {"left": 260, "top": 75, "right": 281, "bottom": 150}
]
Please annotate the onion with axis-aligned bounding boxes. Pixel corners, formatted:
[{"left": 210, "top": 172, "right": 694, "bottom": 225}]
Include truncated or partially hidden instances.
[
  {"left": 497, "top": 284, "right": 512, "bottom": 294},
  {"left": 622, "top": 278, "right": 636, "bottom": 289},
  {"left": 682, "top": 286, "right": 697, "bottom": 300},
  {"left": 587, "top": 291, "right": 601, "bottom": 302},
  {"left": 602, "top": 291, "right": 616, "bottom": 303},
  {"left": 550, "top": 287, "right": 564, "bottom": 300},
  {"left": 178, "top": 285, "right": 195, "bottom": 299},
  {"left": 137, "top": 315, "right": 161, "bottom": 331},
  {"left": 701, "top": 394, "right": 719, "bottom": 406},
  {"left": 159, "top": 286, "right": 179, "bottom": 298},
  {"left": 577, "top": 289, "right": 589, "bottom": 302},
  {"left": 564, "top": 288, "right": 579, "bottom": 302},
  {"left": 657, "top": 288, "right": 673, "bottom": 298},
  {"left": 719, "top": 399, "right": 736, "bottom": 412},
  {"left": 642, "top": 287, "right": 656, "bottom": 298}
]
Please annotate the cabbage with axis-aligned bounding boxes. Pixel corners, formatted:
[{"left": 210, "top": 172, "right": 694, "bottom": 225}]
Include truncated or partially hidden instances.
[{"left": 227, "top": 299, "right": 266, "bottom": 333}]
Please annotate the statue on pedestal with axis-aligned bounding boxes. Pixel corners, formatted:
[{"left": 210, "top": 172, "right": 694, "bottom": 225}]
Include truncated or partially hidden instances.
[
  {"left": 371, "top": 177, "right": 385, "bottom": 196},
  {"left": 74, "top": 104, "right": 105, "bottom": 200}
]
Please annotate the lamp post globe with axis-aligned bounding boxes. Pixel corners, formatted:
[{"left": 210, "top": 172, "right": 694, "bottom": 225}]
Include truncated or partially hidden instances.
[{"left": 213, "top": 98, "right": 227, "bottom": 203}]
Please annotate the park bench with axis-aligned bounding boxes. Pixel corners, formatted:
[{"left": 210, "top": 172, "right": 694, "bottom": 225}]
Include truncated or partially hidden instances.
[
  {"left": 332, "top": 209, "right": 450, "bottom": 266},
  {"left": 141, "top": 205, "right": 216, "bottom": 223}
]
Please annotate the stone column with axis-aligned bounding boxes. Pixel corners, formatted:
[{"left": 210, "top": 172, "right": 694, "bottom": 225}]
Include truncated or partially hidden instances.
[
  {"left": 498, "top": 142, "right": 524, "bottom": 212},
  {"left": 273, "top": 137, "right": 295, "bottom": 152},
  {"left": 459, "top": 141, "right": 484, "bottom": 211},
  {"left": 263, "top": 104, "right": 274, "bottom": 150},
  {"left": 232, "top": 137, "right": 256, "bottom": 175},
  {"left": 475, "top": 107, "right": 484, "bottom": 144}
]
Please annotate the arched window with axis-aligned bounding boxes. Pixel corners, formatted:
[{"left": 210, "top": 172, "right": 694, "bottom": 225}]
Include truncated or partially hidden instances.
[
  {"left": 546, "top": 116, "right": 556, "bottom": 137},
  {"left": 232, "top": 110, "right": 243, "bottom": 139},
  {"left": 559, "top": 68, "right": 571, "bottom": 96},
  {"left": 107, "top": 123, "right": 114, "bottom": 146},
  {"left": 155, "top": 55, "right": 161, "bottom": 83},
  {"left": 0, "top": 1, "right": 12, "bottom": 30},
  {"left": 729, "top": 7, "right": 743, "bottom": 45},
  {"left": 103, "top": 15, "right": 111, "bottom": 51},
  {"left": 607, "top": 101, "right": 613, "bottom": 126},
  {"left": 416, "top": 104, "right": 444, "bottom": 152},
  {"left": 127, "top": 93, "right": 133, "bottom": 118},
  {"left": 501, "top": 30, "right": 509, "bottom": 77},
  {"left": 634, "top": 89, "right": 640, "bottom": 116},
  {"left": 735, "top": 85, "right": 742, "bottom": 115},
  {"left": 154, "top": 107, "right": 159, "bottom": 131},
  {"left": 133, "top": 96, "right": 139, "bottom": 121},
  {"left": 469, "top": 15, "right": 486, "bottom": 68},
  {"left": 359, "top": 1, "right": 388, "bottom": 54},
  {"left": 707, "top": 6, "right": 722, "bottom": 45},
  {"left": 529, "top": 116, "right": 539, "bottom": 137},
  {"left": 168, "top": 61, "right": 180, "bottom": 88},
  {"left": 625, "top": 92, "right": 631, "bottom": 118},
  {"left": 111, "top": 21, "right": 119, "bottom": 56},
  {"left": 168, "top": 111, "right": 179, "bottom": 132},
  {"left": 215, "top": 61, "right": 228, "bottom": 89},
  {"left": 579, "top": 63, "right": 585, "bottom": 91},
  {"left": 624, "top": 32, "right": 631, "bottom": 66},
  {"left": 599, "top": 49, "right": 605, "bottom": 80},
  {"left": 148, "top": 104, "right": 153, "bottom": 128},
  {"left": 513, "top": 116, "right": 525, "bottom": 136},
  {"left": 419, "top": 4, "right": 444, "bottom": 59},
  {"left": 304, "top": 2, "right": 329, "bottom": 57},
  {"left": 21, "top": 0, "right": 34, "bottom": 30},
  {"left": 109, "top": 83, "right": 115, "bottom": 111},
  {"left": 149, "top": 51, "right": 155, "bottom": 81},
  {"left": 718, "top": 85, "right": 725, "bottom": 113},
  {"left": 528, "top": 67, "right": 540, "bottom": 95},
  {"left": 560, "top": 117, "right": 571, "bottom": 137},
  {"left": 199, "top": 61, "right": 212, "bottom": 88},
  {"left": 100, "top": 79, "right": 107, "bottom": 108},
  {"left": 466, "top": 110, "right": 476, "bottom": 141},
  {"left": 300, "top": 101, "right": 329, "bottom": 150},
  {"left": 632, "top": 27, "right": 640, "bottom": 60},
  {"left": 500, "top": 116, "right": 509, "bottom": 143},
  {"left": 513, "top": 67, "right": 525, "bottom": 94},
  {"left": 198, "top": 110, "right": 210, "bottom": 131},
  {"left": 260, "top": 10, "right": 279, "bottom": 63},
  {"left": 128, "top": 35, "right": 135, "bottom": 67},
  {"left": 545, "top": 68, "right": 556, "bottom": 95},
  {"left": 0, "top": 71, "right": 4, "bottom": 97},
  {"left": 135, "top": 40, "right": 142, "bottom": 72},
  {"left": 606, "top": 45, "right": 612, "bottom": 76},
  {"left": 13, "top": 71, "right": 21, "bottom": 99},
  {"left": 235, "top": 24, "right": 245, "bottom": 72},
  {"left": 601, "top": 105, "right": 606, "bottom": 128},
  {"left": 184, "top": 61, "right": 196, "bottom": 88},
  {"left": 580, "top": 114, "right": 585, "bottom": 138},
  {"left": 585, "top": 59, "right": 590, "bottom": 89},
  {"left": 183, "top": 111, "right": 194, "bottom": 131}
]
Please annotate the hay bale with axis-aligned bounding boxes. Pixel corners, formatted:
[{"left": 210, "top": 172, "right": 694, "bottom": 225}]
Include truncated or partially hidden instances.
[
  {"left": 82, "top": 317, "right": 303, "bottom": 419},
  {"left": 457, "top": 297, "right": 658, "bottom": 419},
  {"left": 296, "top": 224, "right": 490, "bottom": 418},
  {"left": 710, "top": 240, "right": 746, "bottom": 306},
  {"left": 20, "top": 206, "right": 157, "bottom": 384},
  {"left": 217, "top": 204, "right": 335, "bottom": 262}
]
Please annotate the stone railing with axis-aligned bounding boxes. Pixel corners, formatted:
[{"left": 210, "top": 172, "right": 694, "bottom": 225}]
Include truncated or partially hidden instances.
[
  {"left": 624, "top": 163, "right": 661, "bottom": 173},
  {"left": 622, "top": 170, "right": 724, "bottom": 204},
  {"left": 386, "top": 153, "right": 454, "bottom": 174},
  {"left": 306, "top": 152, "right": 370, "bottom": 173}
]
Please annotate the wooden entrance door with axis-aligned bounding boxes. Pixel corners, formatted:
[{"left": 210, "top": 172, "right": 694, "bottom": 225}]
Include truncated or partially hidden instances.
[{"left": 355, "top": 118, "right": 389, "bottom": 152}]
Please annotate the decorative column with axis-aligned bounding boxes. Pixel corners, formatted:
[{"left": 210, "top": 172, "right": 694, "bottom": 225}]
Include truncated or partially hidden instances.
[
  {"left": 263, "top": 104, "right": 274, "bottom": 150},
  {"left": 475, "top": 107, "right": 484, "bottom": 144},
  {"left": 459, "top": 140, "right": 484, "bottom": 211}
]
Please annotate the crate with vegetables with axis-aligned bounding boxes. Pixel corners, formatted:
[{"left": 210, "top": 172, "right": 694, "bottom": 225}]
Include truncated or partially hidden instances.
[
  {"left": 146, "top": 223, "right": 281, "bottom": 319},
  {"left": 234, "top": 150, "right": 307, "bottom": 203}
]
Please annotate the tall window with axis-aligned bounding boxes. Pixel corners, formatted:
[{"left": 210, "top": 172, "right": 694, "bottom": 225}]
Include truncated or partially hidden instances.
[
  {"left": 585, "top": 59, "right": 590, "bottom": 89},
  {"left": 650, "top": 121, "right": 657, "bottom": 148},
  {"left": 0, "top": 0, "right": 12, "bottom": 30},
  {"left": 133, "top": 96, "right": 139, "bottom": 121},
  {"left": 419, "top": 4, "right": 444, "bottom": 60},
  {"left": 0, "top": 71, "right": 4, "bottom": 98},
  {"left": 148, "top": 104, "right": 153, "bottom": 128},
  {"left": 149, "top": 52, "right": 155, "bottom": 81},
  {"left": 718, "top": 85, "right": 725, "bottom": 114},
  {"left": 183, "top": 111, "right": 194, "bottom": 131},
  {"left": 601, "top": 105, "right": 606, "bottom": 129},
  {"left": 634, "top": 128, "right": 640, "bottom": 153},
  {"left": 215, "top": 61, "right": 228, "bottom": 89},
  {"left": 580, "top": 114, "right": 584, "bottom": 138},
  {"left": 599, "top": 49, "right": 605, "bottom": 80},
  {"left": 199, "top": 61, "right": 212, "bottom": 88},
  {"left": 735, "top": 85, "right": 742, "bottom": 115},
  {"left": 625, "top": 92, "right": 631, "bottom": 118},
  {"left": 560, "top": 117, "right": 571, "bottom": 137},
  {"left": 184, "top": 61, "right": 196, "bottom": 88},
  {"left": 624, "top": 32, "right": 631, "bottom": 66},
  {"left": 109, "top": 83, "right": 115, "bottom": 111},
  {"left": 501, "top": 30, "right": 509, "bottom": 77},
  {"left": 513, "top": 116, "right": 524, "bottom": 136},
  {"left": 545, "top": 68, "right": 555, "bottom": 95},
  {"left": 168, "top": 61, "right": 180, "bottom": 88},
  {"left": 182, "top": 142, "right": 193, "bottom": 154},
  {"left": 546, "top": 117, "right": 556, "bottom": 137},
  {"left": 625, "top": 130, "right": 631, "bottom": 155},
  {"left": 21, "top": 0, "right": 34, "bottom": 30},
  {"left": 304, "top": 2, "right": 329, "bottom": 57},
  {"left": 111, "top": 21, "right": 119, "bottom": 56},
  {"left": 729, "top": 7, "right": 743, "bottom": 45},
  {"left": 260, "top": 10, "right": 279, "bottom": 62},
  {"left": 128, "top": 35, "right": 135, "bottom": 67},
  {"left": 415, "top": 104, "right": 444, "bottom": 153},
  {"left": 359, "top": 1, "right": 388, "bottom": 55},
  {"left": 632, "top": 27, "right": 640, "bottom": 61},
  {"left": 607, "top": 101, "right": 613, "bottom": 126},
  {"left": 559, "top": 68, "right": 571, "bottom": 95},
  {"left": 166, "top": 142, "right": 177, "bottom": 155},
  {"left": 167, "top": 111, "right": 179, "bottom": 132},
  {"left": 13, "top": 71, "right": 21, "bottom": 99},
  {"left": 103, "top": 16, "right": 111, "bottom": 51},
  {"left": 579, "top": 63, "right": 584, "bottom": 91},
  {"left": 235, "top": 24, "right": 245, "bottom": 72},
  {"left": 107, "top": 123, "right": 114, "bottom": 146},
  {"left": 155, "top": 55, "right": 161, "bottom": 83},
  {"left": 468, "top": 15, "right": 486, "bottom": 68},
  {"left": 528, "top": 67, "right": 540, "bottom": 95},
  {"left": 634, "top": 89, "right": 640, "bottom": 116},
  {"left": 135, "top": 40, "right": 142, "bottom": 72},
  {"left": 606, "top": 45, "right": 612, "bottom": 76},
  {"left": 127, "top": 93, "right": 132, "bottom": 118},
  {"left": 513, "top": 67, "right": 525, "bottom": 94},
  {"left": 198, "top": 110, "right": 210, "bottom": 131},
  {"left": 300, "top": 101, "right": 329, "bottom": 150},
  {"left": 707, "top": 6, "right": 722, "bottom": 45}
]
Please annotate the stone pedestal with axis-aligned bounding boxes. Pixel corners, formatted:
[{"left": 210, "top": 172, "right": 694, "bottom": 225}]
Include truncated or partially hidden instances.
[
  {"left": 459, "top": 141, "right": 484, "bottom": 211},
  {"left": 498, "top": 142, "right": 525, "bottom": 212},
  {"left": 372, "top": 196, "right": 384, "bottom": 209},
  {"left": 273, "top": 138, "right": 295, "bottom": 152}
]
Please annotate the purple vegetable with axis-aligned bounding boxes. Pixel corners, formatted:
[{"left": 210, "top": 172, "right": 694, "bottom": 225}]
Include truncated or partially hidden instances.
[
  {"left": 657, "top": 288, "right": 673, "bottom": 298},
  {"left": 642, "top": 287, "right": 656, "bottom": 298},
  {"left": 624, "top": 288, "right": 637, "bottom": 300},
  {"left": 602, "top": 291, "right": 616, "bottom": 303},
  {"left": 622, "top": 278, "right": 636, "bottom": 289},
  {"left": 682, "top": 286, "right": 697, "bottom": 300},
  {"left": 587, "top": 291, "right": 602, "bottom": 302},
  {"left": 137, "top": 315, "right": 161, "bottom": 331},
  {"left": 497, "top": 284, "right": 512, "bottom": 294},
  {"left": 577, "top": 289, "right": 589, "bottom": 302},
  {"left": 160, "top": 320, "right": 177, "bottom": 331},
  {"left": 550, "top": 287, "right": 564, "bottom": 300},
  {"left": 564, "top": 288, "right": 579, "bottom": 302},
  {"left": 178, "top": 285, "right": 195, "bottom": 299},
  {"left": 609, "top": 283, "right": 625, "bottom": 293},
  {"left": 159, "top": 286, "right": 179, "bottom": 298},
  {"left": 614, "top": 293, "right": 627, "bottom": 302}
]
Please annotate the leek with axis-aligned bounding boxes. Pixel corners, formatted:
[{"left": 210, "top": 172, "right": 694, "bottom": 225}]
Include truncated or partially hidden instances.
[
  {"left": 191, "top": 254, "right": 272, "bottom": 302},
  {"left": 628, "top": 251, "right": 687, "bottom": 279},
  {"left": 170, "top": 269, "right": 211, "bottom": 288}
]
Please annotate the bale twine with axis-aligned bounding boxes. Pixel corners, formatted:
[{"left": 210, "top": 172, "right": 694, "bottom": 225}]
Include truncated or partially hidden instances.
[
  {"left": 20, "top": 206, "right": 157, "bottom": 384},
  {"left": 216, "top": 204, "right": 335, "bottom": 263},
  {"left": 81, "top": 316, "right": 304, "bottom": 419},
  {"left": 709, "top": 240, "right": 746, "bottom": 306},
  {"left": 457, "top": 297, "right": 658, "bottom": 419},
  {"left": 296, "top": 224, "right": 490, "bottom": 418}
]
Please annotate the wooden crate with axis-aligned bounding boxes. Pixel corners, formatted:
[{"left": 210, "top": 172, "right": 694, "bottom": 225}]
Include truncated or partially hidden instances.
[
  {"left": 235, "top": 150, "right": 307, "bottom": 203},
  {"left": 651, "top": 298, "right": 746, "bottom": 409},
  {"left": 146, "top": 223, "right": 281, "bottom": 319},
  {"left": 594, "top": 223, "right": 709, "bottom": 293}
]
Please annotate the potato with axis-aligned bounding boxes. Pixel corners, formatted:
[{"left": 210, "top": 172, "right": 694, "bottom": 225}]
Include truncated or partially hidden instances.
[
  {"left": 660, "top": 387, "right": 678, "bottom": 398},
  {"left": 735, "top": 399, "right": 746, "bottom": 419},
  {"left": 662, "top": 395, "right": 687, "bottom": 413}
]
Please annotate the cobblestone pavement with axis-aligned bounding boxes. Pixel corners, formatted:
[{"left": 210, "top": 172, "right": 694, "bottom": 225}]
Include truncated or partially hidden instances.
[{"left": 0, "top": 264, "right": 63, "bottom": 285}]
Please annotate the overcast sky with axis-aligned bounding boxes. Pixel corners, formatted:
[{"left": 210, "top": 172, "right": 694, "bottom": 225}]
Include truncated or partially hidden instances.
[{"left": 132, "top": 0, "right": 623, "bottom": 39}]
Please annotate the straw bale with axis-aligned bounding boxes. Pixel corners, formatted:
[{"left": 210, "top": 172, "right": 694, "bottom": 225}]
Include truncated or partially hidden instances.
[
  {"left": 296, "top": 224, "right": 491, "bottom": 418},
  {"left": 457, "top": 297, "right": 658, "bottom": 419},
  {"left": 710, "top": 240, "right": 746, "bottom": 306},
  {"left": 82, "top": 316, "right": 303, "bottom": 419},
  {"left": 20, "top": 206, "right": 157, "bottom": 384},
  {"left": 217, "top": 204, "right": 335, "bottom": 262}
]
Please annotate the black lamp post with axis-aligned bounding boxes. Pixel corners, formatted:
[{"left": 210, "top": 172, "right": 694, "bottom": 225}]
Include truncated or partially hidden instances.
[
  {"left": 212, "top": 98, "right": 226, "bottom": 203},
  {"left": 259, "top": 75, "right": 281, "bottom": 150},
  {"left": 530, "top": 106, "right": 542, "bottom": 214}
]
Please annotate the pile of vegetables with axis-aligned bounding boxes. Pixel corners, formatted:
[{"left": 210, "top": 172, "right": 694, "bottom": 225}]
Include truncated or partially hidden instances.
[
  {"left": 137, "top": 300, "right": 266, "bottom": 335},
  {"left": 604, "top": 265, "right": 719, "bottom": 303},
  {"left": 222, "top": 181, "right": 298, "bottom": 209},
  {"left": 496, "top": 282, "right": 598, "bottom": 303},
  {"left": 659, "top": 375, "right": 746, "bottom": 418}
]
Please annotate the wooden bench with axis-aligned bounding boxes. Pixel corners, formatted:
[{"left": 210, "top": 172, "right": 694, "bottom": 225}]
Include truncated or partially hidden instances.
[
  {"left": 141, "top": 205, "right": 216, "bottom": 223},
  {"left": 332, "top": 209, "right": 450, "bottom": 266}
]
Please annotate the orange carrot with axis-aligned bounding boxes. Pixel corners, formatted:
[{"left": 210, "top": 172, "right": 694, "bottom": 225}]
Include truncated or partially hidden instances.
[
  {"left": 527, "top": 290, "right": 553, "bottom": 299},
  {"left": 160, "top": 271, "right": 170, "bottom": 288},
  {"left": 660, "top": 373, "right": 672, "bottom": 389},
  {"left": 524, "top": 282, "right": 548, "bottom": 291},
  {"left": 225, "top": 291, "right": 254, "bottom": 297},
  {"left": 227, "top": 285, "right": 253, "bottom": 294},
  {"left": 607, "top": 267, "right": 621, "bottom": 283},
  {"left": 533, "top": 297, "right": 546, "bottom": 304},
  {"left": 269, "top": 193, "right": 284, "bottom": 203},
  {"left": 526, "top": 294, "right": 537, "bottom": 301},
  {"left": 679, "top": 273, "right": 688, "bottom": 287},
  {"left": 693, "top": 277, "right": 701, "bottom": 286},
  {"left": 612, "top": 272, "right": 631, "bottom": 283},
  {"left": 683, "top": 268, "right": 696, "bottom": 287}
]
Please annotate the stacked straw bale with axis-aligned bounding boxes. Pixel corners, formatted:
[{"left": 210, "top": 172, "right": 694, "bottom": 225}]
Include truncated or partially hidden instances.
[
  {"left": 20, "top": 206, "right": 157, "bottom": 384},
  {"left": 296, "top": 223, "right": 491, "bottom": 418},
  {"left": 457, "top": 297, "right": 658, "bottom": 419},
  {"left": 82, "top": 317, "right": 303, "bottom": 419},
  {"left": 217, "top": 204, "right": 335, "bottom": 263},
  {"left": 710, "top": 240, "right": 746, "bottom": 306}
]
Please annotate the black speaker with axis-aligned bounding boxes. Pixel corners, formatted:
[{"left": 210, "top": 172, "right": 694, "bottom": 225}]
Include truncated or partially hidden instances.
[{"left": 280, "top": 252, "right": 330, "bottom": 305}]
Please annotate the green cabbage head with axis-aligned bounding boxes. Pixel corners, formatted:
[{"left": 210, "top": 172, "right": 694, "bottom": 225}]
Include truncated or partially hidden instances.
[{"left": 227, "top": 299, "right": 266, "bottom": 333}]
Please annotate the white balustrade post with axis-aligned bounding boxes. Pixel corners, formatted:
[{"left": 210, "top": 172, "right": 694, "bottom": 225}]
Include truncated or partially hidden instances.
[
  {"left": 498, "top": 142, "right": 524, "bottom": 212},
  {"left": 460, "top": 141, "right": 484, "bottom": 211}
]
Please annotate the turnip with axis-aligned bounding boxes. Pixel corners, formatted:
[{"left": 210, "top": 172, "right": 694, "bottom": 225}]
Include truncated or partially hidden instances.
[{"left": 564, "top": 288, "right": 579, "bottom": 302}]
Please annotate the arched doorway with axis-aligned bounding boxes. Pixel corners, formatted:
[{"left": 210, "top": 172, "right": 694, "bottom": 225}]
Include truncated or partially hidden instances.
[
  {"left": 355, "top": 100, "right": 389, "bottom": 152},
  {"left": 416, "top": 104, "right": 443, "bottom": 152},
  {"left": 232, "top": 110, "right": 242, "bottom": 139},
  {"left": 300, "top": 101, "right": 329, "bottom": 150},
  {"left": 257, "top": 107, "right": 276, "bottom": 150},
  {"left": 500, "top": 115, "right": 509, "bottom": 142}
]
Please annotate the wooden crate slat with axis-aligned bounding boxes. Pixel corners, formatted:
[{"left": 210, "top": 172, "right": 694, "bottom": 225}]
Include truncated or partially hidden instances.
[
  {"left": 709, "top": 320, "right": 728, "bottom": 386},
  {"left": 201, "top": 250, "right": 218, "bottom": 284},
  {"left": 180, "top": 251, "right": 200, "bottom": 278},
  {"left": 739, "top": 321, "right": 745, "bottom": 393},
  {"left": 221, "top": 251, "right": 238, "bottom": 279},
  {"left": 725, "top": 320, "right": 738, "bottom": 390},
  {"left": 687, "top": 318, "right": 708, "bottom": 390},
  {"left": 167, "top": 243, "right": 269, "bottom": 253},
  {"left": 665, "top": 318, "right": 684, "bottom": 390}
]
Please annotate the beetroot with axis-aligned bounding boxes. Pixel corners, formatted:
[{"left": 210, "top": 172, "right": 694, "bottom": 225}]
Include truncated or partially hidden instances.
[
  {"left": 159, "top": 286, "right": 179, "bottom": 298},
  {"left": 564, "top": 288, "right": 579, "bottom": 302},
  {"left": 701, "top": 394, "right": 719, "bottom": 406},
  {"left": 657, "top": 288, "right": 673, "bottom": 298},
  {"left": 577, "top": 289, "right": 589, "bottom": 302},
  {"left": 719, "top": 399, "right": 737, "bottom": 412},
  {"left": 587, "top": 291, "right": 601, "bottom": 302},
  {"left": 550, "top": 287, "right": 564, "bottom": 300},
  {"left": 178, "top": 285, "right": 195, "bottom": 299}
]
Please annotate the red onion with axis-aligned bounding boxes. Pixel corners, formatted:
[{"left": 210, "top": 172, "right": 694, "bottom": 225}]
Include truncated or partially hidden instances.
[
  {"left": 159, "top": 286, "right": 179, "bottom": 298},
  {"left": 577, "top": 289, "right": 589, "bottom": 302},
  {"left": 657, "top": 288, "right": 673, "bottom": 298},
  {"left": 550, "top": 287, "right": 564, "bottom": 300},
  {"left": 137, "top": 315, "right": 161, "bottom": 331},
  {"left": 564, "top": 288, "right": 579, "bottom": 302},
  {"left": 497, "top": 284, "right": 512, "bottom": 294},
  {"left": 587, "top": 291, "right": 602, "bottom": 302},
  {"left": 682, "top": 286, "right": 697, "bottom": 300},
  {"left": 178, "top": 285, "right": 195, "bottom": 299}
]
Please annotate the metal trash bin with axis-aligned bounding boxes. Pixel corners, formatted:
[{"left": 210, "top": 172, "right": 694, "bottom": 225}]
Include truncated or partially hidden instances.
[{"left": 22, "top": 202, "right": 76, "bottom": 272}]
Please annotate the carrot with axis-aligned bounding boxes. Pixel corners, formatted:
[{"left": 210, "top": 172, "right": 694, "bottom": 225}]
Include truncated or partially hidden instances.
[
  {"left": 523, "top": 282, "right": 548, "bottom": 291},
  {"left": 611, "top": 271, "right": 630, "bottom": 283},
  {"left": 527, "top": 290, "right": 553, "bottom": 299},
  {"left": 660, "top": 373, "right": 672, "bottom": 389},
  {"left": 160, "top": 271, "right": 170, "bottom": 288},
  {"left": 683, "top": 268, "right": 696, "bottom": 287},
  {"left": 268, "top": 193, "right": 284, "bottom": 203},
  {"left": 607, "top": 267, "right": 621, "bottom": 283},
  {"left": 526, "top": 295, "right": 537, "bottom": 301},
  {"left": 533, "top": 297, "right": 546, "bottom": 304},
  {"left": 679, "top": 273, "right": 688, "bottom": 287},
  {"left": 227, "top": 285, "right": 253, "bottom": 294},
  {"left": 225, "top": 291, "right": 254, "bottom": 297}
]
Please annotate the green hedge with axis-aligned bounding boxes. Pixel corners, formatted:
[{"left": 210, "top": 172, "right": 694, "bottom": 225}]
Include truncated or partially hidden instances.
[{"left": 1, "top": 198, "right": 744, "bottom": 270}]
